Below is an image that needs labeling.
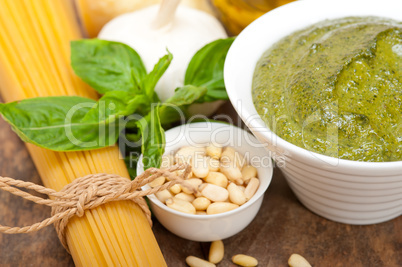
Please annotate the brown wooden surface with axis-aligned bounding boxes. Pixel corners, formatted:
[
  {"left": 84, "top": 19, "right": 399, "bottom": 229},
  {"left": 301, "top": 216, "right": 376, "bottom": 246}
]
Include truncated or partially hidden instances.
[{"left": 0, "top": 101, "right": 401, "bottom": 267}]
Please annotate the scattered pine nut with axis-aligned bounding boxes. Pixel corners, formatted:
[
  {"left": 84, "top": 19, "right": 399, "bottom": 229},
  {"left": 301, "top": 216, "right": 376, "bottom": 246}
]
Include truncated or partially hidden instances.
[
  {"left": 186, "top": 256, "right": 216, "bottom": 267},
  {"left": 185, "top": 242, "right": 262, "bottom": 267},
  {"left": 288, "top": 253, "right": 312, "bottom": 267},
  {"left": 232, "top": 254, "right": 258, "bottom": 267},
  {"left": 209, "top": 240, "right": 224, "bottom": 264}
]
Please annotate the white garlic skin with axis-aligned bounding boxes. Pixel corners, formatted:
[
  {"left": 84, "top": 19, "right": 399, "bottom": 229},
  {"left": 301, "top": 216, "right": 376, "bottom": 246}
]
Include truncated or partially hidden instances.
[{"left": 98, "top": 5, "right": 228, "bottom": 110}]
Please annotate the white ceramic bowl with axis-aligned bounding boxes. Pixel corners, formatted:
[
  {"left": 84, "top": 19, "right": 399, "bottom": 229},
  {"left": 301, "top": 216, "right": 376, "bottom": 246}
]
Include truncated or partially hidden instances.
[
  {"left": 137, "top": 122, "right": 273, "bottom": 241},
  {"left": 224, "top": 0, "right": 402, "bottom": 225}
]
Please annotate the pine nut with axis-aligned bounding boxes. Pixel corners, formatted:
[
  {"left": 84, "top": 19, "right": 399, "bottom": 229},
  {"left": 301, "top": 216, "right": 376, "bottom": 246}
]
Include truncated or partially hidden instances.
[
  {"left": 244, "top": 178, "right": 259, "bottom": 200},
  {"left": 166, "top": 198, "right": 196, "bottom": 214},
  {"left": 196, "top": 211, "right": 207, "bottom": 215},
  {"left": 227, "top": 182, "right": 247, "bottom": 205},
  {"left": 220, "top": 147, "right": 236, "bottom": 167},
  {"left": 155, "top": 189, "right": 173, "bottom": 204},
  {"left": 156, "top": 145, "right": 260, "bottom": 215},
  {"left": 175, "top": 192, "right": 195, "bottom": 202},
  {"left": 148, "top": 176, "right": 165, "bottom": 188},
  {"left": 207, "top": 157, "right": 220, "bottom": 172},
  {"left": 209, "top": 240, "right": 224, "bottom": 264},
  {"left": 204, "top": 172, "right": 228, "bottom": 188},
  {"left": 207, "top": 202, "right": 239, "bottom": 215},
  {"left": 206, "top": 144, "right": 222, "bottom": 159},
  {"left": 194, "top": 191, "right": 203, "bottom": 198},
  {"left": 237, "top": 185, "right": 246, "bottom": 192},
  {"left": 160, "top": 154, "right": 174, "bottom": 169},
  {"left": 169, "top": 184, "right": 181, "bottom": 194},
  {"left": 220, "top": 164, "right": 243, "bottom": 185},
  {"left": 221, "top": 147, "right": 245, "bottom": 168},
  {"left": 288, "top": 254, "right": 312, "bottom": 267},
  {"left": 241, "top": 165, "right": 258, "bottom": 184},
  {"left": 200, "top": 184, "right": 229, "bottom": 202},
  {"left": 175, "top": 147, "right": 194, "bottom": 164},
  {"left": 232, "top": 254, "right": 258, "bottom": 267},
  {"left": 185, "top": 256, "right": 216, "bottom": 267},
  {"left": 192, "top": 155, "right": 209, "bottom": 178},
  {"left": 175, "top": 146, "right": 205, "bottom": 164},
  {"left": 175, "top": 169, "right": 192, "bottom": 179},
  {"left": 192, "top": 197, "right": 211, "bottom": 211},
  {"left": 235, "top": 152, "right": 246, "bottom": 169},
  {"left": 181, "top": 178, "right": 203, "bottom": 194}
]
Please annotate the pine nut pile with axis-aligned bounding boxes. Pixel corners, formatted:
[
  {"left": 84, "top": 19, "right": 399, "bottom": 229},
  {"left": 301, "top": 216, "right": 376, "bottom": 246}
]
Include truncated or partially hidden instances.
[{"left": 149, "top": 144, "right": 260, "bottom": 215}]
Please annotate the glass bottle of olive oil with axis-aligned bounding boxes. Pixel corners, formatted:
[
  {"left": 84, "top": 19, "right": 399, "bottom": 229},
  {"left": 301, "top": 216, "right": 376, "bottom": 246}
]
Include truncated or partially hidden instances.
[{"left": 212, "top": 0, "right": 296, "bottom": 35}]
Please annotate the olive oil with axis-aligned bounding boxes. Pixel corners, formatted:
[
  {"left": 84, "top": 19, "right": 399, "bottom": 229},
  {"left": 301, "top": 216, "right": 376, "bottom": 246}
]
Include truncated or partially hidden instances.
[{"left": 212, "top": 0, "right": 295, "bottom": 35}]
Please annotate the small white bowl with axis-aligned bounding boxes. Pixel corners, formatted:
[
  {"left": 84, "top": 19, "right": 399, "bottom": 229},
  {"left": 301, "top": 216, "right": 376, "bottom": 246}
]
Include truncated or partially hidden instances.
[
  {"left": 137, "top": 122, "right": 273, "bottom": 241},
  {"left": 224, "top": 0, "right": 402, "bottom": 225}
]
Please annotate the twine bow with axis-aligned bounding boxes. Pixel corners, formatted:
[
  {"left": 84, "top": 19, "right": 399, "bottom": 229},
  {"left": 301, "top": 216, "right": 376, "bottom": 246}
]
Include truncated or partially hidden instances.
[{"left": 0, "top": 163, "right": 192, "bottom": 252}]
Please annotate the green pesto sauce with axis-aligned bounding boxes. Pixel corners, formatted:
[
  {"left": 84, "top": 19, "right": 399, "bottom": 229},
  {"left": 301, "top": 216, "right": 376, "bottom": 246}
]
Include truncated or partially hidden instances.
[{"left": 252, "top": 17, "right": 402, "bottom": 162}]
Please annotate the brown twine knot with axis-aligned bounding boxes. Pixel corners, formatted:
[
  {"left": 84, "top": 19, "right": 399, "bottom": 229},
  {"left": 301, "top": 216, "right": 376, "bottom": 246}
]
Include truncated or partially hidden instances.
[{"left": 0, "top": 163, "right": 192, "bottom": 252}]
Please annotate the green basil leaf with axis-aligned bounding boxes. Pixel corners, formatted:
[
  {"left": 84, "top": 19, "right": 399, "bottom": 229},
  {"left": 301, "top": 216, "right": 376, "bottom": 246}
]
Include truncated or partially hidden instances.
[
  {"left": 184, "top": 37, "right": 235, "bottom": 102},
  {"left": 81, "top": 91, "right": 149, "bottom": 123},
  {"left": 137, "top": 105, "right": 165, "bottom": 169},
  {"left": 142, "top": 51, "right": 173, "bottom": 99},
  {"left": 0, "top": 96, "right": 123, "bottom": 151},
  {"left": 71, "top": 39, "right": 147, "bottom": 94},
  {"left": 165, "top": 85, "right": 207, "bottom": 106},
  {"left": 159, "top": 85, "right": 207, "bottom": 124}
]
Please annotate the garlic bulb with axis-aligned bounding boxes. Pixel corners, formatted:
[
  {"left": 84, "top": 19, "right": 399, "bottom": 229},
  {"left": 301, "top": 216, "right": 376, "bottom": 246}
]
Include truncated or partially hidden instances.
[
  {"left": 75, "top": 0, "right": 217, "bottom": 38},
  {"left": 98, "top": 3, "right": 228, "bottom": 114}
]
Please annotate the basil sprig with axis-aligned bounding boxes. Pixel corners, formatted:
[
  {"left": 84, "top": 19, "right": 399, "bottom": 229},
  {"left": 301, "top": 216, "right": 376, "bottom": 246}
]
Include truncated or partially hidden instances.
[
  {"left": 0, "top": 37, "right": 234, "bottom": 169},
  {"left": 185, "top": 37, "right": 235, "bottom": 102},
  {"left": 71, "top": 39, "right": 147, "bottom": 94},
  {"left": 137, "top": 105, "right": 165, "bottom": 170},
  {"left": 0, "top": 97, "right": 99, "bottom": 151}
]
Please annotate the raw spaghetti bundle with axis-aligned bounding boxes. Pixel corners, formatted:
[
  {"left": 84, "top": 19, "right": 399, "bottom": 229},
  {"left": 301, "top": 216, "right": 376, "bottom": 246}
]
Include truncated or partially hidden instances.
[
  {"left": 0, "top": 0, "right": 166, "bottom": 266},
  {"left": 0, "top": 164, "right": 191, "bottom": 253}
]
